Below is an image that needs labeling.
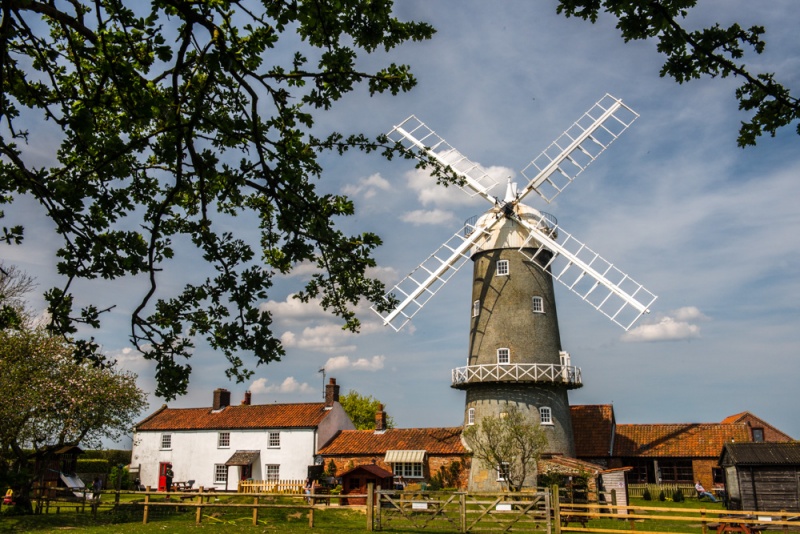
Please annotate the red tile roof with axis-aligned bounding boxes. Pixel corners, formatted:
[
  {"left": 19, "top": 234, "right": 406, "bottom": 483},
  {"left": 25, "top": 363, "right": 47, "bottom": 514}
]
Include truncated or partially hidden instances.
[
  {"left": 571, "top": 405, "right": 615, "bottom": 458},
  {"left": 318, "top": 427, "right": 466, "bottom": 456},
  {"left": 614, "top": 423, "right": 751, "bottom": 457},
  {"left": 134, "top": 402, "right": 331, "bottom": 431}
]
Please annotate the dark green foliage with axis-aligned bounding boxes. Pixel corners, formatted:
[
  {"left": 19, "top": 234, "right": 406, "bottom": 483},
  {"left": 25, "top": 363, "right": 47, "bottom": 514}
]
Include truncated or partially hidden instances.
[
  {"left": 555, "top": 1, "right": 799, "bottom": 147},
  {"left": 76, "top": 459, "right": 109, "bottom": 474},
  {"left": 324, "top": 459, "right": 337, "bottom": 478},
  {"left": 643, "top": 487, "right": 652, "bottom": 500},
  {"left": 0, "top": 0, "right": 434, "bottom": 399},
  {"left": 81, "top": 450, "right": 132, "bottom": 467},
  {"left": 659, "top": 489, "right": 666, "bottom": 501},
  {"left": 673, "top": 489, "right": 684, "bottom": 502},
  {"left": 108, "top": 465, "right": 131, "bottom": 490},
  {"left": 428, "top": 459, "right": 465, "bottom": 491}
]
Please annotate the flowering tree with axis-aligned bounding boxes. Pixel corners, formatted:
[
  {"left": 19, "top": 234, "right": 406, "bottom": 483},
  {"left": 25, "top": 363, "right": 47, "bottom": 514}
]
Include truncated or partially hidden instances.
[{"left": 0, "top": 327, "right": 147, "bottom": 512}]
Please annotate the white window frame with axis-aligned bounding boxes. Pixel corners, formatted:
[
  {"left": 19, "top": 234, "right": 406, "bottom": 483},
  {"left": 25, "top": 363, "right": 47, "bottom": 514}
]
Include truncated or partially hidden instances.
[
  {"left": 497, "top": 462, "right": 510, "bottom": 481},
  {"left": 497, "top": 348, "right": 510, "bottom": 364},
  {"left": 265, "top": 464, "right": 280, "bottom": 482},
  {"left": 496, "top": 260, "right": 509, "bottom": 276},
  {"left": 268, "top": 431, "right": 280, "bottom": 449},
  {"left": 218, "top": 431, "right": 230, "bottom": 448},
  {"left": 160, "top": 433, "right": 172, "bottom": 450},
  {"left": 467, "top": 408, "right": 475, "bottom": 425},
  {"left": 472, "top": 299, "right": 480, "bottom": 317},
  {"left": 214, "top": 464, "right": 227, "bottom": 484},
  {"left": 532, "top": 296, "right": 544, "bottom": 314},
  {"left": 393, "top": 462, "right": 423, "bottom": 479},
  {"left": 539, "top": 406, "right": 553, "bottom": 425}
]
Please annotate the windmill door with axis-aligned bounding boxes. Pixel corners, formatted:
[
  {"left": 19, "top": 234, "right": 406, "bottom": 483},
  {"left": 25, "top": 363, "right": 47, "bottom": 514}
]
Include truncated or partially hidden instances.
[{"left": 158, "top": 462, "right": 170, "bottom": 492}]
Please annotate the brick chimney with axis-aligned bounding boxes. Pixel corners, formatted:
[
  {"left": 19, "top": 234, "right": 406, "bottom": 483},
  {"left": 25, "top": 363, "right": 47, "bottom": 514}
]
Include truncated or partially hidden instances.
[
  {"left": 375, "top": 404, "right": 387, "bottom": 431},
  {"left": 241, "top": 391, "right": 252, "bottom": 405},
  {"left": 213, "top": 388, "right": 231, "bottom": 410},
  {"left": 324, "top": 378, "right": 340, "bottom": 408}
]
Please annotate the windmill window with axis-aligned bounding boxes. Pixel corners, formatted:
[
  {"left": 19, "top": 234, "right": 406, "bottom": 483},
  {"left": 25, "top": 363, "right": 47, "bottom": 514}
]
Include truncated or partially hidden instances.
[
  {"left": 532, "top": 296, "right": 544, "bottom": 313},
  {"left": 472, "top": 300, "right": 480, "bottom": 317},
  {"left": 496, "top": 260, "right": 509, "bottom": 276},
  {"left": 497, "top": 462, "right": 510, "bottom": 481},
  {"left": 497, "top": 348, "right": 510, "bottom": 364},
  {"left": 467, "top": 408, "right": 475, "bottom": 425},
  {"left": 539, "top": 406, "right": 553, "bottom": 425}
]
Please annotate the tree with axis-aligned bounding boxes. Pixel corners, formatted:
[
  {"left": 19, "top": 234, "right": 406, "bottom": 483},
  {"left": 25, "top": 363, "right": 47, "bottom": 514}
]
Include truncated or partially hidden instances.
[
  {"left": 0, "top": 327, "right": 148, "bottom": 512},
  {"left": 462, "top": 406, "right": 548, "bottom": 492},
  {"left": 339, "top": 389, "right": 394, "bottom": 430},
  {"left": 0, "top": 262, "right": 34, "bottom": 329},
  {"left": 555, "top": 0, "right": 800, "bottom": 147},
  {"left": 0, "top": 1, "right": 435, "bottom": 399}
]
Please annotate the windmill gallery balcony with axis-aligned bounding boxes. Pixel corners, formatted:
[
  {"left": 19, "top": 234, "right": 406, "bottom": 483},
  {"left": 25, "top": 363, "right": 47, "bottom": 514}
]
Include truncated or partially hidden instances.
[{"left": 450, "top": 363, "right": 582, "bottom": 389}]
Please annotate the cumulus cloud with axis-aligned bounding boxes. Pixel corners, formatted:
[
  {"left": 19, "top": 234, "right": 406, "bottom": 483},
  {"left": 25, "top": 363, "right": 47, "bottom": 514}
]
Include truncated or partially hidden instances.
[
  {"left": 342, "top": 173, "right": 391, "bottom": 199},
  {"left": 400, "top": 209, "right": 458, "bottom": 226},
  {"left": 622, "top": 307, "right": 710, "bottom": 342},
  {"left": 281, "top": 323, "right": 358, "bottom": 354},
  {"left": 323, "top": 355, "right": 386, "bottom": 372},
  {"left": 249, "top": 377, "right": 314, "bottom": 395},
  {"left": 260, "top": 294, "right": 329, "bottom": 323},
  {"left": 405, "top": 159, "right": 513, "bottom": 209}
]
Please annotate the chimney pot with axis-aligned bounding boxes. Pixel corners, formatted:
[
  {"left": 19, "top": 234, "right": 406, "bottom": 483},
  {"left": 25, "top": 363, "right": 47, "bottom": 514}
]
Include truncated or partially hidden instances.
[
  {"left": 375, "top": 404, "right": 387, "bottom": 431},
  {"left": 242, "top": 391, "right": 252, "bottom": 405},
  {"left": 213, "top": 388, "right": 231, "bottom": 410}
]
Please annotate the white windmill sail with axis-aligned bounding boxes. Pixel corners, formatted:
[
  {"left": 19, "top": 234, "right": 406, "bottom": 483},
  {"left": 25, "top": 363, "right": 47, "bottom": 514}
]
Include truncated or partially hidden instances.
[{"left": 374, "top": 94, "right": 655, "bottom": 331}]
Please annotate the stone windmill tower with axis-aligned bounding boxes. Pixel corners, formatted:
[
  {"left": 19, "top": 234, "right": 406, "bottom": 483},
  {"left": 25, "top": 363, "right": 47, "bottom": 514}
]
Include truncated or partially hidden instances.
[{"left": 373, "top": 95, "right": 657, "bottom": 490}]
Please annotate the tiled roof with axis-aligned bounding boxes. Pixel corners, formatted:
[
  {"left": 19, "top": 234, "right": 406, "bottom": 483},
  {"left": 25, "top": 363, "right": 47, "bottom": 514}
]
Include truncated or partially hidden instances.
[
  {"left": 571, "top": 405, "right": 615, "bottom": 458},
  {"left": 614, "top": 423, "right": 751, "bottom": 457},
  {"left": 318, "top": 427, "right": 466, "bottom": 456},
  {"left": 338, "top": 464, "right": 395, "bottom": 479},
  {"left": 134, "top": 402, "right": 330, "bottom": 431},
  {"left": 721, "top": 412, "right": 749, "bottom": 425},
  {"left": 722, "top": 442, "right": 800, "bottom": 465}
]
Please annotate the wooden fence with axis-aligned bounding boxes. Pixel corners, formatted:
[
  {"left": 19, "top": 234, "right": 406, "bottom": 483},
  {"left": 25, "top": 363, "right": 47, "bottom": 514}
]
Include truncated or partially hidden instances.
[
  {"left": 628, "top": 482, "right": 696, "bottom": 498},
  {"left": 237, "top": 479, "right": 304, "bottom": 493}
]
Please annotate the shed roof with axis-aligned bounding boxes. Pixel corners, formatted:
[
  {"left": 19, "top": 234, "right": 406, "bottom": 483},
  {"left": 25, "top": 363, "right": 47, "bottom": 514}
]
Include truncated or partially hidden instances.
[
  {"left": 721, "top": 442, "right": 800, "bottom": 466},
  {"left": 318, "top": 427, "right": 466, "bottom": 456},
  {"left": 225, "top": 450, "right": 261, "bottom": 466},
  {"left": 614, "top": 423, "right": 751, "bottom": 457},
  {"left": 134, "top": 402, "right": 331, "bottom": 431},
  {"left": 338, "top": 463, "right": 395, "bottom": 479}
]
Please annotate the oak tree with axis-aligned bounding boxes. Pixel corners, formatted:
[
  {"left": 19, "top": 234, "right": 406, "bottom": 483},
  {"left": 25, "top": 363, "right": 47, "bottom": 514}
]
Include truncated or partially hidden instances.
[
  {"left": 555, "top": 0, "right": 800, "bottom": 147},
  {"left": 0, "top": 1, "right": 434, "bottom": 398}
]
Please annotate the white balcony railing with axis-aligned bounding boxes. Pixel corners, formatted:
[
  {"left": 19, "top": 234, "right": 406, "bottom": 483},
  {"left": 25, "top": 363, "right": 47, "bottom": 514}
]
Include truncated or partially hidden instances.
[{"left": 451, "top": 363, "right": 582, "bottom": 388}]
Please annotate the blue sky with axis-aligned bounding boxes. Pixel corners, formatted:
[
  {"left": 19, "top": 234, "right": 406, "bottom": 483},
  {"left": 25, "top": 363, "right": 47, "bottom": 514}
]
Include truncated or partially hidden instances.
[{"left": 4, "top": 1, "right": 799, "bottom": 446}]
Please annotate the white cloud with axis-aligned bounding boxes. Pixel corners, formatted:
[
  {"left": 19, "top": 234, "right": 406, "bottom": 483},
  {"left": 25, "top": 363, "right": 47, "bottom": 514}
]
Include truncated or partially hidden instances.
[
  {"left": 323, "top": 355, "right": 386, "bottom": 372},
  {"left": 260, "top": 294, "right": 329, "bottom": 323},
  {"left": 249, "top": 377, "right": 314, "bottom": 394},
  {"left": 400, "top": 209, "right": 458, "bottom": 226},
  {"left": 281, "top": 323, "right": 357, "bottom": 354},
  {"left": 622, "top": 307, "right": 708, "bottom": 342},
  {"left": 343, "top": 173, "right": 391, "bottom": 199}
]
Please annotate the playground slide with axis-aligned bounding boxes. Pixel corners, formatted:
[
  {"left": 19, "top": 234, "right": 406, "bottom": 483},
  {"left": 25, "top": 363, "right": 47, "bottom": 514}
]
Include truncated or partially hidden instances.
[{"left": 59, "top": 473, "right": 90, "bottom": 498}]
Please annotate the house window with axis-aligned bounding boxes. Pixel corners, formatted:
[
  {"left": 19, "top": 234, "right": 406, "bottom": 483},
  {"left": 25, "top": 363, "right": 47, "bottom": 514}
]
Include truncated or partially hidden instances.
[
  {"left": 265, "top": 465, "right": 280, "bottom": 482},
  {"left": 218, "top": 432, "right": 230, "bottom": 448},
  {"left": 160, "top": 434, "right": 172, "bottom": 450},
  {"left": 532, "top": 296, "right": 544, "bottom": 313},
  {"left": 214, "top": 464, "right": 227, "bottom": 484},
  {"left": 393, "top": 462, "right": 423, "bottom": 478},
  {"left": 497, "top": 462, "right": 510, "bottom": 481},
  {"left": 497, "top": 348, "right": 510, "bottom": 364},
  {"left": 659, "top": 459, "right": 693, "bottom": 483},
  {"left": 752, "top": 428, "right": 764, "bottom": 442},
  {"left": 472, "top": 300, "right": 480, "bottom": 317},
  {"left": 496, "top": 260, "right": 509, "bottom": 276},
  {"left": 539, "top": 406, "right": 553, "bottom": 425},
  {"left": 467, "top": 408, "right": 475, "bottom": 425},
  {"left": 268, "top": 431, "right": 280, "bottom": 448}
]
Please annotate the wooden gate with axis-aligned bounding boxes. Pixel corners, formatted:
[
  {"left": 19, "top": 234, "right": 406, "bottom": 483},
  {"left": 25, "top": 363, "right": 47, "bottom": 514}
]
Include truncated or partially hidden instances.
[{"left": 375, "top": 489, "right": 551, "bottom": 532}]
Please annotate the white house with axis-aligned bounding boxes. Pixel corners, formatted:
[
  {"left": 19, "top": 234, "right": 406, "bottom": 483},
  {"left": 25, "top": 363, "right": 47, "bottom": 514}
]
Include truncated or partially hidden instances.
[{"left": 130, "top": 378, "right": 354, "bottom": 491}]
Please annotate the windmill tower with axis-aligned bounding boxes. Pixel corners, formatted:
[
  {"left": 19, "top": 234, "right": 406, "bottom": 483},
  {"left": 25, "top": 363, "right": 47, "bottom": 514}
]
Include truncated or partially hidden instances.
[{"left": 373, "top": 95, "right": 657, "bottom": 490}]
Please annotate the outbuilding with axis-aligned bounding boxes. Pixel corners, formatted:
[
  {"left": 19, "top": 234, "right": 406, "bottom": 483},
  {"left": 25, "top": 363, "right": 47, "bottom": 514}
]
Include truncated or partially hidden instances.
[{"left": 720, "top": 442, "right": 800, "bottom": 511}]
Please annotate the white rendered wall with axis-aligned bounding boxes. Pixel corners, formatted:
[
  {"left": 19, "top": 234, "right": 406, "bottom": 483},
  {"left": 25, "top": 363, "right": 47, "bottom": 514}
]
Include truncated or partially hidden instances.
[{"left": 317, "top": 403, "right": 355, "bottom": 448}]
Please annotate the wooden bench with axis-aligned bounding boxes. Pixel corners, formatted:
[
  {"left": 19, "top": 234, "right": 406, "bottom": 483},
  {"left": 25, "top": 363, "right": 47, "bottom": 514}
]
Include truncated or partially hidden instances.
[{"left": 312, "top": 487, "right": 330, "bottom": 506}]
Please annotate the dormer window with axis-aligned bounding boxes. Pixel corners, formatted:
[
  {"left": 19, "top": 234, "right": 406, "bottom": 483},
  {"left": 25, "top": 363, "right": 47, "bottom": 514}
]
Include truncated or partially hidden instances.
[
  {"left": 497, "top": 348, "right": 510, "bottom": 364},
  {"left": 496, "top": 260, "right": 509, "bottom": 276}
]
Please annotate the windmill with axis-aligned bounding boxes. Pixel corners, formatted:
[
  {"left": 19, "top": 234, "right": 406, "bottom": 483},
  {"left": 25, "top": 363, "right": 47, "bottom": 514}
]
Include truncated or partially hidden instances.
[{"left": 372, "top": 94, "right": 657, "bottom": 490}]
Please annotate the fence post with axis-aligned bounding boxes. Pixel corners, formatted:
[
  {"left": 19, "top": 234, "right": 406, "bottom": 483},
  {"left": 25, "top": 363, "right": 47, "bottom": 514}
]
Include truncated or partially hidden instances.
[
  {"left": 552, "top": 485, "right": 561, "bottom": 534},
  {"left": 195, "top": 487, "right": 204, "bottom": 525},
  {"left": 252, "top": 496, "right": 259, "bottom": 526},
  {"left": 143, "top": 486, "right": 150, "bottom": 525},
  {"left": 610, "top": 489, "right": 617, "bottom": 516},
  {"left": 460, "top": 492, "right": 467, "bottom": 533},
  {"left": 366, "top": 482, "right": 374, "bottom": 531}
]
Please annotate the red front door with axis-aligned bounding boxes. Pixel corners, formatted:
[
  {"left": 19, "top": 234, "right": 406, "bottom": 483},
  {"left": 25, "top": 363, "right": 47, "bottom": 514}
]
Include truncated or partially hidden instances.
[{"left": 158, "top": 462, "right": 170, "bottom": 492}]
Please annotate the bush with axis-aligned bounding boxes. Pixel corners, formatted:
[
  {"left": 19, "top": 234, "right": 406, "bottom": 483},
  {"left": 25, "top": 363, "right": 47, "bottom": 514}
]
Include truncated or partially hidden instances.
[
  {"left": 108, "top": 466, "right": 131, "bottom": 490},
  {"left": 642, "top": 488, "right": 652, "bottom": 501},
  {"left": 659, "top": 490, "right": 666, "bottom": 501},
  {"left": 76, "top": 459, "right": 109, "bottom": 474},
  {"left": 673, "top": 489, "right": 684, "bottom": 502}
]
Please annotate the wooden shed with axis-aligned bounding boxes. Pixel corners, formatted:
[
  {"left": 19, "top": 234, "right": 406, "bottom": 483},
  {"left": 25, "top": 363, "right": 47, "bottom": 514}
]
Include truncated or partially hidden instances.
[
  {"left": 720, "top": 442, "right": 800, "bottom": 511},
  {"left": 339, "top": 464, "right": 394, "bottom": 506}
]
